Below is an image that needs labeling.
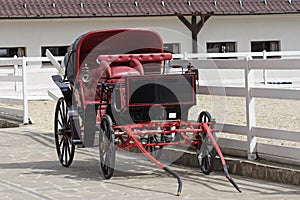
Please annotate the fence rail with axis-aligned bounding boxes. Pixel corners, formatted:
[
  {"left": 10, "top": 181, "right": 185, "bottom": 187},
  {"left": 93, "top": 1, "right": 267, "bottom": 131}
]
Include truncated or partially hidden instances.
[{"left": 0, "top": 56, "right": 63, "bottom": 124}]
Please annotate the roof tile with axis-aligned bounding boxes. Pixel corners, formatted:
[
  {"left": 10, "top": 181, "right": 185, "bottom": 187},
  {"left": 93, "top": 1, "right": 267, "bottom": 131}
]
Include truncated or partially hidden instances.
[{"left": 0, "top": 0, "right": 300, "bottom": 18}]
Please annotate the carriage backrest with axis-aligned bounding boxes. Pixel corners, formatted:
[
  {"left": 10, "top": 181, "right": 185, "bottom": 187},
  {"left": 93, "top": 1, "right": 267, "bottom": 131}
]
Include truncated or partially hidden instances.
[
  {"left": 97, "top": 53, "right": 172, "bottom": 63},
  {"left": 64, "top": 29, "right": 166, "bottom": 83},
  {"left": 97, "top": 53, "right": 172, "bottom": 79},
  {"left": 98, "top": 58, "right": 143, "bottom": 80}
]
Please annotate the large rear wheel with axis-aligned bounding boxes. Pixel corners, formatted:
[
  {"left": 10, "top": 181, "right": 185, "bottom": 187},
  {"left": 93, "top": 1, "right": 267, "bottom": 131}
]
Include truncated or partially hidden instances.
[
  {"left": 99, "top": 115, "right": 116, "bottom": 179},
  {"left": 54, "top": 97, "right": 75, "bottom": 167},
  {"left": 196, "top": 111, "right": 216, "bottom": 175}
]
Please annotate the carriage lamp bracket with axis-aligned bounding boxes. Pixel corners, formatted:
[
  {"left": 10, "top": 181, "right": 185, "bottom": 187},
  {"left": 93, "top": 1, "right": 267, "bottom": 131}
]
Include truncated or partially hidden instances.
[{"left": 80, "top": 63, "right": 92, "bottom": 83}]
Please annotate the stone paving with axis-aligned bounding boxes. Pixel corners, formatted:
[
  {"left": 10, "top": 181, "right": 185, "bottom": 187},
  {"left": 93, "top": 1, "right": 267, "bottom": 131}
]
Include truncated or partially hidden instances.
[{"left": 0, "top": 127, "right": 300, "bottom": 200}]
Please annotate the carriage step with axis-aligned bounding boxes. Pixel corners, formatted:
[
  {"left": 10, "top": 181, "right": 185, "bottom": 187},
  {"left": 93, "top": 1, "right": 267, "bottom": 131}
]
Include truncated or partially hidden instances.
[{"left": 72, "top": 139, "right": 83, "bottom": 145}]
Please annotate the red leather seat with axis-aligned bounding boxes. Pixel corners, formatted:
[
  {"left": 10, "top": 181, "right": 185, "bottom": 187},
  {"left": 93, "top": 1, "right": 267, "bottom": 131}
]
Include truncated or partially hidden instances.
[
  {"left": 98, "top": 58, "right": 144, "bottom": 80},
  {"left": 110, "top": 59, "right": 144, "bottom": 79}
]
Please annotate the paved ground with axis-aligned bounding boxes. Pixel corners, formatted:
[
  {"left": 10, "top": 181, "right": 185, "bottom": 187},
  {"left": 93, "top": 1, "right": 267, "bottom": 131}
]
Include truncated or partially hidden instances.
[{"left": 0, "top": 127, "right": 300, "bottom": 200}]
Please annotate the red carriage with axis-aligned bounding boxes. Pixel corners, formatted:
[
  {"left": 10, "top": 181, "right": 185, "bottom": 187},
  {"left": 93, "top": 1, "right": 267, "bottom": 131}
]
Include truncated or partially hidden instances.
[{"left": 52, "top": 28, "right": 240, "bottom": 195}]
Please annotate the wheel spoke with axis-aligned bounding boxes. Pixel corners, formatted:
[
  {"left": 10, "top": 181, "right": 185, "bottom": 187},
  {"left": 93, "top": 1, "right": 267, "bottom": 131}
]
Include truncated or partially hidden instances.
[
  {"left": 59, "top": 107, "right": 65, "bottom": 124},
  {"left": 64, "top": 140, "right": 68, "bottom": 164},
  {"left": 59, "top": 136, "right": 64, "bottom": 148},
  {"left": 66, "top": 137, "right": 71, "bottom": 157},
  {"left": 58, "top": 118, "right": 63, "bottom": 128},
  {"left": 61, "top": 140, "right": 65, "bottom": 161}
]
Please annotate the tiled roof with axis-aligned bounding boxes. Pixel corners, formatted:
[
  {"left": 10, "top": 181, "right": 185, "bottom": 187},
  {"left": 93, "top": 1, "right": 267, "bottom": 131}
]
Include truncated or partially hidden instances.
[{"left": 0, "top": 0, "right": 300, "bottom": 19}]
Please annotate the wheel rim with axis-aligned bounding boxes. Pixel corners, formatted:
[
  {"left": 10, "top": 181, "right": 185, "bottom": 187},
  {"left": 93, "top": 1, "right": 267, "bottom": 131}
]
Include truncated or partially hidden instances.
[
  {"left": 197, "top": 111, "right": 216, "bottom": 174},
  {"left": 54, "top": 98, "right": 75, "bottom": 167},
  {"left": 198, "top": 139, "right": 216, "bottom": 174},
  {"left": 99, "top": 115, "right": 115, "bottom": 179}
]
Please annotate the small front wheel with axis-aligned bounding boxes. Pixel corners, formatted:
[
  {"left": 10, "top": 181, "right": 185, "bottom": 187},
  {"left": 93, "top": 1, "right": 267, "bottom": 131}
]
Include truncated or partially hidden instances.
[
  {"left": 99, "top": 115, "right": 116, "bottom": 179},
  {"left": 54, "top": 97, "right": 75, "bottom": 167},
  {"left": 196, "top": 111, "right": 216, "bottom": 175}
]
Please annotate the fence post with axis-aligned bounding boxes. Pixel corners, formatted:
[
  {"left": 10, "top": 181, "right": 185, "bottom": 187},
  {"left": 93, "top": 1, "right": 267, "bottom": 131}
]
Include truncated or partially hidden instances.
[
  {"left": 245, "top": 56, "right": 257, "bottom": 160},
  {"left": 183, "top": 52, "right": 188, "bottom": 60},
  {"left": 13, "top": 55, "right": 19, "bottom": 93},
  {"left": 22, "top": 57, "right": 29, "bottom": 125},
  {"left": 263, "top": 50, "right": 267, "bottom": 84}
]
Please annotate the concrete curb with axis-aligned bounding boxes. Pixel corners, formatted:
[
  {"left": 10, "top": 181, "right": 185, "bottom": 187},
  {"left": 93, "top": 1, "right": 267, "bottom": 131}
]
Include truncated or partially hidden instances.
[
  {"left": 224, "top": 158, "right": 300, "bottom": 185},
  {"left": 0, "top": 118, "right": 20, "bottom": 128},
  {"left": 161, "top": 148, "right": 300, "bottom": 186}
]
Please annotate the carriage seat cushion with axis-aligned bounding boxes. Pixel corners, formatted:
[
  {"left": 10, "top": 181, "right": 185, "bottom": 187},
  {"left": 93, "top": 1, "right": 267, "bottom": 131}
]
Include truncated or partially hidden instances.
[{"left": 99, "top": 58, "right": 144, "bottom": 79}]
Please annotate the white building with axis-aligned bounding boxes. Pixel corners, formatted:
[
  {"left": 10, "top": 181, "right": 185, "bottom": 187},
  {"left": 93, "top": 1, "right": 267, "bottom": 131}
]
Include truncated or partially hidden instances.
[{"left": 1, "top": 0, "right": 300, "bottom": 57}]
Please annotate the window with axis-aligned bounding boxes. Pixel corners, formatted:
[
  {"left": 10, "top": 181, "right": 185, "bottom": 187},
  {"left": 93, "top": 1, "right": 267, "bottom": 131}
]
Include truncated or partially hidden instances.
[
  {"left": 206, "top": 42, "right": 236, "bottom": 59},
  {"left": 251, "top": 41, "right": 280, "bottom": 58},
  {"left": 164, "top": 43, "right": 180, "bottom": 54},
  {"left": 207, "top": 42, "right": 236, "bottom": 53},
  {"left": 0, "top": 47, "right": 26, "bottom": 57},
  {"left": 41, "top": 46, "right": 68, "bottom": 57}
]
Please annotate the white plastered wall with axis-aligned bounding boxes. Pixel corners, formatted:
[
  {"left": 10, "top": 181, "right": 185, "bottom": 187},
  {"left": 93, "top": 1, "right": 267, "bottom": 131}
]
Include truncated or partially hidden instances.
[
  {"left": 200, "top": 14, "right": 300, "bottom": 52},
  {"left": 1, "top": 14, "right": 300, "bottom": 56}
]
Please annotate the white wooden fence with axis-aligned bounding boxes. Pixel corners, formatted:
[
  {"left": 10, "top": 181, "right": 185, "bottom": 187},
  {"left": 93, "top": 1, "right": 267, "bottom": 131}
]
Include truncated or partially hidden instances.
[
  {"left": 0, "top": 56, "right": 63, "bottom": 124},
  {"left": 172, "top": 51, "right": 300, "bottom": 166},
  {"left": 0, "top": 51, "right": 300, "bottom": 166}
]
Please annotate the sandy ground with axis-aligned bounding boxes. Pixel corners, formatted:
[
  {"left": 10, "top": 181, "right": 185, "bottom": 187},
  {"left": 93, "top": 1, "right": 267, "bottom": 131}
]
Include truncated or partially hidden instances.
[
  {"left": 2, "top": 94, "right": 300, "bottom": 147},
  {"left": 194, "top": 95, "right": 300, "bottom": 147}
]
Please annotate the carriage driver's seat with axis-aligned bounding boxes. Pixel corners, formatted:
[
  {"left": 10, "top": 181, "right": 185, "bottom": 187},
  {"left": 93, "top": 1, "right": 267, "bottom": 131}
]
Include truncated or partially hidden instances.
[{"left": 98, "top": 57, "right": 144, "bottom": 80}]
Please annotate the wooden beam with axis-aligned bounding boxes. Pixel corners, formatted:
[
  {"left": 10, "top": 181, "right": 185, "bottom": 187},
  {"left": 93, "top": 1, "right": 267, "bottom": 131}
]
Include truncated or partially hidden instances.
[
  {"left": 177, "top": 14, "right": 211, "bottom": 53},
  {"left": 177, "top": 14, "right": 192, "bottom": 31}
]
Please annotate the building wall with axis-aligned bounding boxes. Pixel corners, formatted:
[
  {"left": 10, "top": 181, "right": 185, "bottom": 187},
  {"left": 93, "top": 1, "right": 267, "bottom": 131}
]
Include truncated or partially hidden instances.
[
  {"left": 0, "top": 14, "right": 300, "bottom": 57},
  {"left": 201, "top": 14, "right": 300, "bottom": 52},
  {"left": 0, "top": 16, "right": 190, "bottom": 57}
]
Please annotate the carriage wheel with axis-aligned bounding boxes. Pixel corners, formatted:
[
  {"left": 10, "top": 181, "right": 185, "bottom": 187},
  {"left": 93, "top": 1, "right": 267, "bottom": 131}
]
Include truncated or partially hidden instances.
[
  {"left": 54, "top": 97, "right": 75, "bottom": 167},
  {"left": 141, "top": 134, "right": 163, "bottom": 159},
  {"left": 197, "top": 111, "right": 216, "bottom": 175},
  {"left": 99, "top": 115, "right": 116, "bottom": 179}
]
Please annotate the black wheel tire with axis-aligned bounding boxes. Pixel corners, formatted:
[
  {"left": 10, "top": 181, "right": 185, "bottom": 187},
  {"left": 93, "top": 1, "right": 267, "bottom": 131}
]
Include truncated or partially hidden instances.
[
  {"left": 197, "top": 111, "right": 212, "bottom": 125},
  {"left": 99, "top": 115, "right": 116, "bottom": 179},
  {"left": 54, "top": 97, "right": 75, "bottom": 167},
  {"left": 197, "top": 111, "right": 216, "bottom": 175}
]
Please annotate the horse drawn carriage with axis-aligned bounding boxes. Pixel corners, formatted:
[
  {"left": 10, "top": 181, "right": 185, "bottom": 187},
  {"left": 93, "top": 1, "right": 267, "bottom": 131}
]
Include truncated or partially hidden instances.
[{"left": 52, "top": 28, "right": 240, "bottom": 195}]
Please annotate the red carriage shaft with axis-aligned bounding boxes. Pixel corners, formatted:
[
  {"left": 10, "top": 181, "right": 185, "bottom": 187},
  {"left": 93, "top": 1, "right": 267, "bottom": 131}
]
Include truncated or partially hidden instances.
[
  {"left": 202, "top": 123, "right": 241, "bottom": 193},
  {"left": 123, "top": 126, "right": 183, "bottom": 196}
]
